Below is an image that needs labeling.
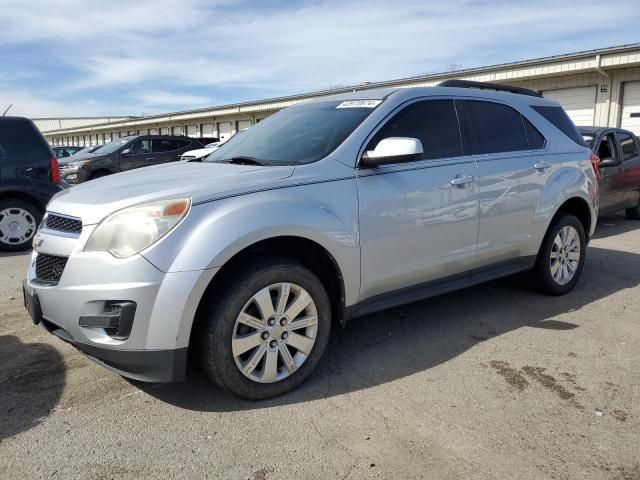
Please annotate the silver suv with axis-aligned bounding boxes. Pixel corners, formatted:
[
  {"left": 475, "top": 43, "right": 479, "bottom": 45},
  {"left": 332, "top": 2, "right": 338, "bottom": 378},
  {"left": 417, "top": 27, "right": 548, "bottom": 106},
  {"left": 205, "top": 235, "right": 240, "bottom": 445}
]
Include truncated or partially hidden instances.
[{"left": 23, "top": 81, "right": 599, "bottom": 399}]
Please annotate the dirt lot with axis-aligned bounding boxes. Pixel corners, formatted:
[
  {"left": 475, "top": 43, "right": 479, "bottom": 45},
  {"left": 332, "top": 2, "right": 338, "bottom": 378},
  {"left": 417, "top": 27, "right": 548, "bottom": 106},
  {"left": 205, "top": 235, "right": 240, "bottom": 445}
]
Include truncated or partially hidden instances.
[{"left": 1, "top": 214, "right": 639, "bottom": 480}]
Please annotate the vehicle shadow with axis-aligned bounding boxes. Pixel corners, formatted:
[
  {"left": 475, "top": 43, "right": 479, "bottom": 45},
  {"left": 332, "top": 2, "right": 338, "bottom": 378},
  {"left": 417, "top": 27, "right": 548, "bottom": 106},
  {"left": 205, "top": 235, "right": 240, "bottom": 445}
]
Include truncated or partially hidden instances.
[
  {"left": 0, "top": 250, "right": 32, "bottom": 258},
  {"left": 593, "top": 213, "right": 639, "bottom": 239},
  {"left": 0, "top": 335, "right": 66, "bottom": 440}
]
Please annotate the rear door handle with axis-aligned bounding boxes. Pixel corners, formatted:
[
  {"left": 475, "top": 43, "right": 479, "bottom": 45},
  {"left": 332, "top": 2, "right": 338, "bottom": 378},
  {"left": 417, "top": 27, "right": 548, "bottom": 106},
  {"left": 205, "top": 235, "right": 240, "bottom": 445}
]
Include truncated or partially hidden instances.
[
  {"left": 146, "top": 157, "right": 155, "bottom": 161},
  {"left": 450, "top": 175, "right": 475, "bottom": 187},
  {"left": 534, "top": 161, "right": 552, "bottom": 171}
]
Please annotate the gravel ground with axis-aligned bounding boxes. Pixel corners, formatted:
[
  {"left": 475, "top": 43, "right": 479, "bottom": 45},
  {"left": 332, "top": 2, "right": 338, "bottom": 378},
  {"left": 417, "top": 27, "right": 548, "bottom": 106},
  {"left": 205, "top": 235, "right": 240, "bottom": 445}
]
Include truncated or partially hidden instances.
[{"left": 1, "top": 214, "right": 639, "bottom": 480}]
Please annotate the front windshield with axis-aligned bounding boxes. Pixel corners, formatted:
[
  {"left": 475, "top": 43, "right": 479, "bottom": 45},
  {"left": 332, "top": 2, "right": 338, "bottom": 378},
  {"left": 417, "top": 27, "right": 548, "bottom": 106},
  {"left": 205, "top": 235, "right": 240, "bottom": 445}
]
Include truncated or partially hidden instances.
[
  {"left": 206, "top": 100, "right": 380, "bottom": 165},
  {"left": 93, "top": 137, "right": 134, "bottom": 154},
  {"left": 582, "top": 134, "right": 595, "bottom": 148}
]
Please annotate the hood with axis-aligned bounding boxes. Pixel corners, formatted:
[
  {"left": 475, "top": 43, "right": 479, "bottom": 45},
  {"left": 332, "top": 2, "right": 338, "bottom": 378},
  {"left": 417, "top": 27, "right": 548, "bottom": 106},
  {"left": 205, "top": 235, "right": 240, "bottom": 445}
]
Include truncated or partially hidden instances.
[
  {"left": 58, "top": 152, "right": 105, "bottom": 167},
  {"left": 48, "top": 161, "right": 294, "bottom": 225},
  {"left": 180, "top": 147, "right": 217, "bottom": 159}
]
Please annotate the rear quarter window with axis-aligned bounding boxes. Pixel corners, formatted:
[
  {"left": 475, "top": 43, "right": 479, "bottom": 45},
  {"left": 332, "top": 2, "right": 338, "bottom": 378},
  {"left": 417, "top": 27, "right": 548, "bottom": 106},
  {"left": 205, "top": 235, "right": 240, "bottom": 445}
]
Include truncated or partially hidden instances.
[
  {"left": 531, "top": 105, "right": 586, "bottom": 146},
  {"left": 0, "top": 119, "right": 50, "bottom": 159}
]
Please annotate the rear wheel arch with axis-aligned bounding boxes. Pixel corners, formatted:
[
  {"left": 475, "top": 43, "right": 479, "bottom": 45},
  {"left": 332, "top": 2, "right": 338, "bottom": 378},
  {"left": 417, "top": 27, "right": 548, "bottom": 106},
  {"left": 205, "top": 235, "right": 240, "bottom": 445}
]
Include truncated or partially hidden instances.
[
  {"left": 552, "top": 197, "right": 592, "bottom": 239},
  {"left": 0, "top": 190, "right": 44, "bottom": 213}
]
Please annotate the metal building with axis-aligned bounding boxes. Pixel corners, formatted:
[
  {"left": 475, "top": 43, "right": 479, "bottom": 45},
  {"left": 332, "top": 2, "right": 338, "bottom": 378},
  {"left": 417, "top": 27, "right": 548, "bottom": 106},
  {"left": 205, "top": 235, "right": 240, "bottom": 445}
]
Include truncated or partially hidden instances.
[{"left": 43, "top": 43, "right": 640, "bottom": 147}]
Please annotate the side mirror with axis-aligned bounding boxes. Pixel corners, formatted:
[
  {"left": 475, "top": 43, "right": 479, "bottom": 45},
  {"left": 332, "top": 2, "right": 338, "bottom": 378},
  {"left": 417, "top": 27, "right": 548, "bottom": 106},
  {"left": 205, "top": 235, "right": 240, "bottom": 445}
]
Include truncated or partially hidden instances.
[
  {"left": 360, "top": 137, "right": 424, "bottom": 167},
  {"left": 121, "top": 148, "right": 132, "bottom": 156},
  {"left": 599, "top": 157, "right": 619, "bottom": 168}
]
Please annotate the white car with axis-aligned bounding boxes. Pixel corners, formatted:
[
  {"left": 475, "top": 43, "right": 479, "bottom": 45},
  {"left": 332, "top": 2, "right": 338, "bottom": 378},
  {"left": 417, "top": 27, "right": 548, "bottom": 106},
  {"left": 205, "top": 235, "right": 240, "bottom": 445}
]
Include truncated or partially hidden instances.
[{"left": 179, "top": 142, "right": 222, "bottom": 162}]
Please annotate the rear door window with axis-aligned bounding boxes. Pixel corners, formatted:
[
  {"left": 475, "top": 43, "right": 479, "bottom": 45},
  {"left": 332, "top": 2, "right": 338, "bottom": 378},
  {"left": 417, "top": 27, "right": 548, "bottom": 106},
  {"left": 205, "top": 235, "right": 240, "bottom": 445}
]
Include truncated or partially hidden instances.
[
  {"left": 367, "top": 99, "right": 463, "bottom": 160},
  {"left": 152, "top": 139, "right": 181, "bottom": 152},
  {"left": 464, "top": 100, "right": 529, "bottom": 154},
  {"left": 522, "top": 116, "right": 546, "bottom": 149},
  {"left": 616, "top": 132, "right": 639, "bottom": 160}
]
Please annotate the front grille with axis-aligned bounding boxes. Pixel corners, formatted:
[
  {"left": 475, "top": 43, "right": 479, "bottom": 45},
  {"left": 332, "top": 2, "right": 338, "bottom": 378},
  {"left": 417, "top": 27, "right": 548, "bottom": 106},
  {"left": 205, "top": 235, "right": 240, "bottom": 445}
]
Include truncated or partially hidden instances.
[
  {"left": 35, "top": 254, "right": 68, "bottom": 284},
  {"left": 45, "top": 214, "right": 82, "bottom": 234}
]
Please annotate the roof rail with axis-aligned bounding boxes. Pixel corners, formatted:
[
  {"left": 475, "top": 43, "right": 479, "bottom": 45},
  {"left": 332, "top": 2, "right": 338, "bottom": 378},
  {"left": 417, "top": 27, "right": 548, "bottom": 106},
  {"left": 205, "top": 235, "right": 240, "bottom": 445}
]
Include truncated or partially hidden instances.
[{"left": 438, "top": 79, "right": 543, "bottom": 98}]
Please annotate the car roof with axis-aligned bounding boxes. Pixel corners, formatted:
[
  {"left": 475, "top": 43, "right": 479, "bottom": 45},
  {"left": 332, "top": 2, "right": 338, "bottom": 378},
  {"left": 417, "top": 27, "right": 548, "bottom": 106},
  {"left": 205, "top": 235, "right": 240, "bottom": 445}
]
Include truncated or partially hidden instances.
[
  {"left": 577, "top": 126, "right": 636, "bottom": 136},
  {"left": 307, "top": 85, "right": 558, "bottom": 107}
]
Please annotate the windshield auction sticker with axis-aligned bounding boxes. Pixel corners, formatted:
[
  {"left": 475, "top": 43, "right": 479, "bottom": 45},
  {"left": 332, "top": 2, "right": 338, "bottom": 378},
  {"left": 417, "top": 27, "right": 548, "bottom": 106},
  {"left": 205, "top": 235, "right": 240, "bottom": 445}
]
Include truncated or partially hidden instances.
[{"left": 336, "top": 100, "right": 383, "bottom": 109}]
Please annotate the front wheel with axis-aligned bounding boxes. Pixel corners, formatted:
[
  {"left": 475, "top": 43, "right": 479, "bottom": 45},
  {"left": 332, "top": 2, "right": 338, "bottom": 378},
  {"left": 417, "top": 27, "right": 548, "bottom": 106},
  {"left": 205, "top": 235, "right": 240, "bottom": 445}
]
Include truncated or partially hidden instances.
[
  {"left": 625, "top": 197, "right": 640, "bottom": 220},
  {"left": 529, "top": 214, "right": 586, "bottom": 295},
  {"left": 198, "top": 257, "right": 331, "bottom": 400}
]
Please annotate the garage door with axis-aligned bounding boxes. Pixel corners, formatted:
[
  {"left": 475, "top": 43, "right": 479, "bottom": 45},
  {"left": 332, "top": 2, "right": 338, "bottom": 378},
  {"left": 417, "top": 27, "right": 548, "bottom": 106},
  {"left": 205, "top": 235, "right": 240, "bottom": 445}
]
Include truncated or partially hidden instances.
[
  {"left": 201, "top": 123, "right": 215, "bottom": 137},
  {"left": 542, "top": 86, "right": 597, "bottom": 127},
  {"left": 620, "top": 81, "right": 640, "bottom": 135},
  {"left": 186, "top": 125, "right": 198, "bottom": 137},
  {"left": 238, "top": 120, "right": 252, "bottom": 131},
  {"left": 218, "top": 122, "right": 233, "bottom": 141}
]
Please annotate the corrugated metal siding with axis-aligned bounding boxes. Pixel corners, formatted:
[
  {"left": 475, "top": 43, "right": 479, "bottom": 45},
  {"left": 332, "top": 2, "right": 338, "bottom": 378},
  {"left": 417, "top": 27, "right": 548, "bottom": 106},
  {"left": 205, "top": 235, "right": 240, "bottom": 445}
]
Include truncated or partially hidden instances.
[
  {"left": 33, "top": 117, "right": 134, "bottom": 133},
  {"left": 43, "top": 45, "right": 640, "bottom": 143}
]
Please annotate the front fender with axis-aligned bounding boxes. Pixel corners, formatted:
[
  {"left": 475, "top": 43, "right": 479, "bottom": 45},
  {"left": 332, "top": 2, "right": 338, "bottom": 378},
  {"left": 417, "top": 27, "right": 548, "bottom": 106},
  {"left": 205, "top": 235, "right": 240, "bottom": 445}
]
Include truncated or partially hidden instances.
[{"left": 141, "top": 179, "right": 360, "bottom": 306}]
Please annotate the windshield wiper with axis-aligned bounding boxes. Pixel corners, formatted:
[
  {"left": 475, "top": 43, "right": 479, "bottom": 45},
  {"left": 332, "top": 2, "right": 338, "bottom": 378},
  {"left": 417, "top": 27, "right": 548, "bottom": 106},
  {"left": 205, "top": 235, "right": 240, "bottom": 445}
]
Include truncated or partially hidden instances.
[{"left": 218, "top": 156, "right": 267, "bottom": 166}]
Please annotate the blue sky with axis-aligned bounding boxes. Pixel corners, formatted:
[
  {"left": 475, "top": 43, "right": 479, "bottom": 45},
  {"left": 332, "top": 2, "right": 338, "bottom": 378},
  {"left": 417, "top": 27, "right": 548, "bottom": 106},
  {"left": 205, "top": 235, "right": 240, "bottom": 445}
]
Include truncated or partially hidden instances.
[{"left": 0, "top": 0, "right": 638, "bottom": 117}]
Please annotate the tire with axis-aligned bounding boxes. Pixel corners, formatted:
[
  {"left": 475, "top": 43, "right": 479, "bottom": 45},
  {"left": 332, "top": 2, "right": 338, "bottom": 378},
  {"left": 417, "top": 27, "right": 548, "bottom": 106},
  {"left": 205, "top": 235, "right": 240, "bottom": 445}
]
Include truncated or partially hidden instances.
[
  {"left": 90, "top": 170, "right": 111, "bottom": 180},
  {"left": 0, "top": 199, "right": 42, "bottom": 252},
  {"left": 529, "top": 213, "right": 586, "bottom": 296},
  {"left": 625, "top": 198, "right": 640, "bottom": 220},
  {"left": 198, "top": 257, "right": 332, "bottom": 400}
]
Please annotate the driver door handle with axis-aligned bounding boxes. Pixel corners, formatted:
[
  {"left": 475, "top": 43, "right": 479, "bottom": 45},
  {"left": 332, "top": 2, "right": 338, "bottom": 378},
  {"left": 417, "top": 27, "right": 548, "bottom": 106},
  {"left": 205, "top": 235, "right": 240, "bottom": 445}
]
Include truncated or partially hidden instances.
[
  {"left": 534, "top": 161, "right": 552, "bottom": 171},
  {"left": 450, "top": 175, "right": 475, "bottom": 187}
]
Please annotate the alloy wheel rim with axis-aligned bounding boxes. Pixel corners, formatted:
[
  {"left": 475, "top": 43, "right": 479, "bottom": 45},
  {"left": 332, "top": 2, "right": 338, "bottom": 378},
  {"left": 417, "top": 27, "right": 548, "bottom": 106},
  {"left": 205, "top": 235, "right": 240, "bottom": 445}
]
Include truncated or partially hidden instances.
[
  {"left": 0, "top": 208, "right": 37, "bottom": 246},
  {"left": 550, "top": 225, "right": 581, "bottom": 285},
  {"left": 232, "top": 282, "right": 318, "bottom": 383}
]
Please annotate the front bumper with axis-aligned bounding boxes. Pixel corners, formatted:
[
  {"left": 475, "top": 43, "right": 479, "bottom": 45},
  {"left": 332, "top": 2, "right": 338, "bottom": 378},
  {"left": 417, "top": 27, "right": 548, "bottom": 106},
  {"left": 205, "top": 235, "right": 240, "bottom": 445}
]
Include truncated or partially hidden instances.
[{"left": 25, "top": 225, "right": 217, "bottom": 382}]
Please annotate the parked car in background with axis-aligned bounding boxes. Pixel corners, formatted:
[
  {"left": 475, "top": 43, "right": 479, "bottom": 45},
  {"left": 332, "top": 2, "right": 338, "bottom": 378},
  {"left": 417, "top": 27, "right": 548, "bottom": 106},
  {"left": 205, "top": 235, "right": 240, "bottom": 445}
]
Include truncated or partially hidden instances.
[
  {"left": 0, "top": 117, "right": 62, "bottom": 251},
  {"left": 59, "top": 135, "right": 204, "bottom": 184},
  {"left": 52, "top": 145, "right": 84, "bottom": 158},
  {"left": 579, "top": 126, "right": 640, "bottom": 218},
  {"left": 180, "top": 142, "right": 222, "bottom": 162},
  {"left": 68, "top": 145, "right": 102, "bottom": 157},
  {"left": 24, "top": 82, "right": 598, "bottom": 399}
]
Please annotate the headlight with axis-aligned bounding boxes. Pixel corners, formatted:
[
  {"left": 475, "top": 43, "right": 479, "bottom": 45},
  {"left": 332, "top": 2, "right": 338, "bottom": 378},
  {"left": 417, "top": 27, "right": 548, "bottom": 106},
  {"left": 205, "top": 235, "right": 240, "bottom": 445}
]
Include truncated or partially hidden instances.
[
  {"left": 64, "top": 160, "right": 89, "bottom": 169},
  {"left": 84, "top": 198, "right": 191, "bottom": 258}
]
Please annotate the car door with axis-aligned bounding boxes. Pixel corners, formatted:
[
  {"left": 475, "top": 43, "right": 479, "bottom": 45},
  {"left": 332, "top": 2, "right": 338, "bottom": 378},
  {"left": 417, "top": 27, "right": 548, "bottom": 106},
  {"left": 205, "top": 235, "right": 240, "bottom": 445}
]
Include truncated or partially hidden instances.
[
  {"left": 463, "top": 99, "right": 550, "bottom": 271},
  {"left": 615, "top": 131, "right": 640, "bottom": 208},
  {"left": 152, "top": 138, "right": 183, "bottom": 164},
  {"left": 119, "top": 138, "right": 154, "bottom": 171},
  {"left": 357, "top": 98, "right": 479, "bottom": 303},
  {"left": 596, "top": 131, "right": 626, "bottom": 213}
]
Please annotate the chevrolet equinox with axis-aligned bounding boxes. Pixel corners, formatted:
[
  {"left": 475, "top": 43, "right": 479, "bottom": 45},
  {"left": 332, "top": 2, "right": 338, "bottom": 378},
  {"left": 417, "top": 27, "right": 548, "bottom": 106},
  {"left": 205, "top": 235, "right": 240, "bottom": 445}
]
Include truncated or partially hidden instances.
[{"left": 24, "top": 81, "right": 599, "bottom": 399}]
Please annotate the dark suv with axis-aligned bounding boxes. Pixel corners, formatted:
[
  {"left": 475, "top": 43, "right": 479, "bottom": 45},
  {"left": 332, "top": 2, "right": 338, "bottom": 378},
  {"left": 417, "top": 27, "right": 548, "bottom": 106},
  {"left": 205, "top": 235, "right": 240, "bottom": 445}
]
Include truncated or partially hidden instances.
[
  {"left": 0, "top": 117, "right": 62, "bottom": 251},
  {"left": 59, "top": 135, "right": 205, "bottom": 184}
]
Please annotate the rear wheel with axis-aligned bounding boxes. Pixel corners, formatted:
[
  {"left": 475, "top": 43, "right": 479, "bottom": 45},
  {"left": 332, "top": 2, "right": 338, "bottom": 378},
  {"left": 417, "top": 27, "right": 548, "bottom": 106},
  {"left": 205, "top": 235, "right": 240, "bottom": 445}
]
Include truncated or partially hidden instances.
[
  {"left": 625, "top": 197, "right": 640, "bottom": 220},
  {"left": 198, "top": 257, "right": 331, "bottom": 400},
  {"left": 530, "top": 213, "right": 586, "bottom": 295},
  {"left": 0, "top": 199, "right": 41, "bottom": 252}
]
